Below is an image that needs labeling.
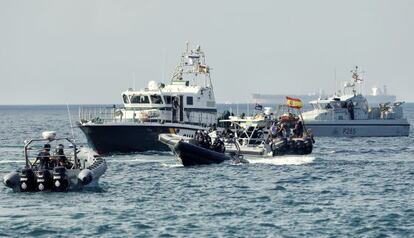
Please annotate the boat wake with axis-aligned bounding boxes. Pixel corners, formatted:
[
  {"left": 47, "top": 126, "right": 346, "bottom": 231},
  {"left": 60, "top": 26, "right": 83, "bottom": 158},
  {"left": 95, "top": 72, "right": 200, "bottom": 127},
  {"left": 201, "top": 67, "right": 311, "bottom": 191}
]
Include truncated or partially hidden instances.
[
  {"left": 246, "top": 155, "right": 315, "bottom": 166},
  {"left": 160, "top": 163, "right": 184, "bottom": 168},
  {"left": 0, "top": 160, "right": 25, "bottom": 164}
]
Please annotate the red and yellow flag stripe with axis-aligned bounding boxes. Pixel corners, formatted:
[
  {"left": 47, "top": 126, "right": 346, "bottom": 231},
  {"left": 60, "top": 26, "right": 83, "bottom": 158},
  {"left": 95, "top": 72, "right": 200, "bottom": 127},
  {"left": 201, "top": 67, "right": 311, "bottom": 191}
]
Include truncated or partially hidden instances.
[{"left": 286, "top": 96, "right": 303, "bottom": 109}]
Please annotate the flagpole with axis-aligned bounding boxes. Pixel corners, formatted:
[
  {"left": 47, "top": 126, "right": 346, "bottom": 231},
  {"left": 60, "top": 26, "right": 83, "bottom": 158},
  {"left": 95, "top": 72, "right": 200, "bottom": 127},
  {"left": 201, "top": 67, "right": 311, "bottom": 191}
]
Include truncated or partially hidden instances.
[{"left": 298, "top": 109, "right": 308, "bottom": 137}]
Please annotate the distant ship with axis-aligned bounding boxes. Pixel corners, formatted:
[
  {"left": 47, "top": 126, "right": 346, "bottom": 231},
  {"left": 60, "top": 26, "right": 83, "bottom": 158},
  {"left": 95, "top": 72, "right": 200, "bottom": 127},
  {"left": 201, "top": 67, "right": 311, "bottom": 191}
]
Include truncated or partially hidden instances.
[
  {"left": 252, "top": 86, "right": 396, "bottom": 106},
  {"left": 252, "top": 93, "right": 322, "bottom": 105},
  {"left": 365, "top": 85, "right": 396, "bottom": 105}
]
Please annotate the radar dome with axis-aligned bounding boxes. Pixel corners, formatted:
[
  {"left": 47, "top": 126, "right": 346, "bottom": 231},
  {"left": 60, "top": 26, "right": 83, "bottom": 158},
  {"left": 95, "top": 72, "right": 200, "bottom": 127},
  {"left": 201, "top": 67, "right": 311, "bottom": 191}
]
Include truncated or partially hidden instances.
[
  {"left": 42, "top": 131, "right": 57, "bottom": 140},
  {"left": 147, "top": 81, "right": 159, "bottom": 90}
]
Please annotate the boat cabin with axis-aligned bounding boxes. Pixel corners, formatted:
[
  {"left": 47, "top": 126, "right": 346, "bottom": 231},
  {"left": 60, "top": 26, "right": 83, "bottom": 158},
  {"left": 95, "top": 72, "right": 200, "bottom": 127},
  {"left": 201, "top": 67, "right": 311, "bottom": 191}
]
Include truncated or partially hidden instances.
[
  {"left": 304, "top": 94, "right": 369, "bottom": 121},
  {"left": 116, "top": 44, "right": 217, "bottom": 127}
]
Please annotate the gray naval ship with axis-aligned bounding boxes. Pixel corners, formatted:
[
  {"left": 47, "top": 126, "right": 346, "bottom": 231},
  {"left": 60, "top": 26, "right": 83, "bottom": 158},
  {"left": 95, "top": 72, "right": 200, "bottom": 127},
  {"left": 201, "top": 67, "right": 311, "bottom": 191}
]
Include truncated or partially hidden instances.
[{"left": 301, "top": 67, "right": 410, "bottom": 137}]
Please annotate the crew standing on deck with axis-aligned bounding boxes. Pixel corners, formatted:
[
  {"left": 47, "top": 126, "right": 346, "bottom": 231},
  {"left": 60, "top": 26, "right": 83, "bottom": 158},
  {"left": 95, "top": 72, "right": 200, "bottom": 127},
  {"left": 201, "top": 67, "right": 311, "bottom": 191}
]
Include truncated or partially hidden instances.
[
  {"left": 294, "top": 120, "right": 304, "bottom": 138},
  {"left": 54, "top": 144, "right": 71, "bottom": 168},
  {"left": 36, "top": 144, "right": 51, "bottom": 169},
  {"left": 348, "top": 101, "right": 355, "bottom": 120}
]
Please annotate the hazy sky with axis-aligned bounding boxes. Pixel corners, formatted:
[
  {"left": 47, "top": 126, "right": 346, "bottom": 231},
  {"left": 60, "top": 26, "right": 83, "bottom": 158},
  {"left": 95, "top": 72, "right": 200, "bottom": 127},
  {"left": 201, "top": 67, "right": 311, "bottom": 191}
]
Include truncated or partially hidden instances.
[{"left": 0, "top": 0, "right": 413, "bottom": 104}]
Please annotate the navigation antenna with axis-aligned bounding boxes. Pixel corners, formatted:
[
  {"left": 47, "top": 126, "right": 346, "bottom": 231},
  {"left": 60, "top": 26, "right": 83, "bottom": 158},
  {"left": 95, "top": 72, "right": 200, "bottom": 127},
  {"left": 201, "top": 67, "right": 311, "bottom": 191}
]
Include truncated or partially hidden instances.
[
  {"left": 66, "top": 103, "right": 75, "bottom": 141},
  {"left": 132, "top": 72, "right": 136, "bottom": 90}
]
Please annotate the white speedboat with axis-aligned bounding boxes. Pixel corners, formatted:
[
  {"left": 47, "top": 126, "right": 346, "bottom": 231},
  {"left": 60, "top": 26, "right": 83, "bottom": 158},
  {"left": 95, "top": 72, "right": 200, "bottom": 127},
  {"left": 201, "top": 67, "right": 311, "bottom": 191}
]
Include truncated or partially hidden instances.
[
  {"left": 302, "top": 67, "right": 410, "bottom": 137},
  {"left": 220, "top": 114, "right": 314, "bottom": 156},
  {"left": 3, "top": 131, "right": 107, "bottom": 192},
  {"left": 78, "top": 43, "right": 217, "bottom": 154}
]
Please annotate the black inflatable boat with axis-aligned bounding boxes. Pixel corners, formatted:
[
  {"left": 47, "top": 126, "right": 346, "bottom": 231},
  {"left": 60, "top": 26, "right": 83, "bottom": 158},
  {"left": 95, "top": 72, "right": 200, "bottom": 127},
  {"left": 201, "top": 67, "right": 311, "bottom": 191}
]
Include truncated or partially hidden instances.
[
  {"left": 174, "top": 140, "right": 231, "bottom": 166},
  {"left": 159, "top": 133, "right": 234, "bottom": 166}
]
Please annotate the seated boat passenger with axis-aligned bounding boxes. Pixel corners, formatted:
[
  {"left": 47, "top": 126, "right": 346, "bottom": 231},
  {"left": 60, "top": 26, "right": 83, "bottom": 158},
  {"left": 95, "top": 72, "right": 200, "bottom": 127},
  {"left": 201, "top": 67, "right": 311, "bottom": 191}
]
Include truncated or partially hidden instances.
[
  {"left": 212, "top": 137, "right": 225, "bottom": 153},
  {"left": 269, "top": 123, "right": 278, "bottom": 138},
  {"left": 194, "top": 130, "right": 212, "bottom": 149},
  {"left": 282, "top": 122, "right": 291, "bottom": 138},
  {"left": 276, "top": 122, "right": 285, "bottom": 138},
  {"left": 305, "top": 129, "right": 316, "bottom": 144},
  {"left": 203, "top": 131, "right": 212, "bottom": 148}
]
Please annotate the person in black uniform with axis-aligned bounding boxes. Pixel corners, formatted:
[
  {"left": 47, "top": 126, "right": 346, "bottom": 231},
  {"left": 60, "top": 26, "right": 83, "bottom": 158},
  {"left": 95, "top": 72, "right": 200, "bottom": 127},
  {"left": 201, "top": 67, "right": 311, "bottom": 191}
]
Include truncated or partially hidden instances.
[
  {"left": 54, "top": 144, "right": 71, "bottom": 168},
  {"left": 348, "top": 101, "right": 355, "bottom": 120},
  {"left": 35, "top": 144, "right": 51, "bottom": 169}
]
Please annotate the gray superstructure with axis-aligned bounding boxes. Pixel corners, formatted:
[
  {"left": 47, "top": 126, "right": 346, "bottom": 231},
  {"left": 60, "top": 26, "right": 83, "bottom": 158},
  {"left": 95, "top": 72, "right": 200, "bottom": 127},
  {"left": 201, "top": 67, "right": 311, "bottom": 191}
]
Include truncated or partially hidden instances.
[{"left": 301, "top": 67, "right": 409, "bottom": 137}]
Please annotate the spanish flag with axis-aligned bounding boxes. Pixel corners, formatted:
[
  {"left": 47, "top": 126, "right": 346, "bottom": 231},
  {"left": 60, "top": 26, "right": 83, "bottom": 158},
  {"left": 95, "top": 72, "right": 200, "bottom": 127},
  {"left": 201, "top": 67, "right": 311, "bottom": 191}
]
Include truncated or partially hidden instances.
[{"left": 286, "top": 96, "right": 303, "bottom": 109}]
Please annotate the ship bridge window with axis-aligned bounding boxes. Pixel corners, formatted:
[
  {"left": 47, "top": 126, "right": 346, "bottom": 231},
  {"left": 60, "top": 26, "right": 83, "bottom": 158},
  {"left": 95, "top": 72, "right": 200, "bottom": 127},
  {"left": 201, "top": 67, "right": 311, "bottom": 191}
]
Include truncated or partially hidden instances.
[
  {"left": 164, "top": 96, "right": 172, "bottom": 104},
  {"left": 186, "top": 96, "right": 193, "bottom": 105},
  {"left": 122, "top": 94, "right": 129, "bottom": 104},
  {"left": 150, "top": 95, "right": 163, "bottom": 104},
  {"left": 130, "top": 95, "right": 150, "bottom": 104}
]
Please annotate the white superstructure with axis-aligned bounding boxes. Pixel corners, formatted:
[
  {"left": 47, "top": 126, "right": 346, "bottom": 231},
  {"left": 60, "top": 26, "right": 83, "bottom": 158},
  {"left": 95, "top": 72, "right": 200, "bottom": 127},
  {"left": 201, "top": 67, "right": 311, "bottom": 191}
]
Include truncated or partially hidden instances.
[
  {"left": 78, "top": 43, "right": 218, "bottom": 154},
  {"left": 117, "top": 43, "right": 217, "bottom": 126},
  {"left": 302, "top": 66, "right": 410, "bottom": 137}
]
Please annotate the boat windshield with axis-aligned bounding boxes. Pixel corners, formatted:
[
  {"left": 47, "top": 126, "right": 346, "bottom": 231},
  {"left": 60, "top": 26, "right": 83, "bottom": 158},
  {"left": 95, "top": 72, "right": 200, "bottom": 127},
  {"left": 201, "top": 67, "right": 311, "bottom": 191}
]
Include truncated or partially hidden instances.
[
  {"left": 163, "top": 96, "right": 172, "bottom": 104},
  {"left": 150, "top": 95, "right": 163, "bottom": 104},
  {"left": 130, "top": 95, "right": 150, "bottom": 104},
  {"left": 122, "top": 94, "right": 129, "bottom": 104}
]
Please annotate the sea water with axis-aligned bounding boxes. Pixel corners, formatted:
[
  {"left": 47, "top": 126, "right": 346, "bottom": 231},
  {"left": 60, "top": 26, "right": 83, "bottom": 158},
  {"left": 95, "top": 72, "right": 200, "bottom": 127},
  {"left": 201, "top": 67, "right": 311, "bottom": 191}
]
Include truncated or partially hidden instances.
[{"left": 1, "top": 105, "right": 414, "bottom": 237}]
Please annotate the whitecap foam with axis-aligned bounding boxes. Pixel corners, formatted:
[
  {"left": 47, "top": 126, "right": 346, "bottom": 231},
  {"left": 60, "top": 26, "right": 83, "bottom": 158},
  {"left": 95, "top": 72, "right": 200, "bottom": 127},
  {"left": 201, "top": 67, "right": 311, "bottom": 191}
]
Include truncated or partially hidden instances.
[
  {"left": 160, "top": 163, "right": 183, "bottom": 168},
  {"left": 246, "top": 155, "right": 315, "bottom": 165},
  {"left": 0, "top": 160, "right": 25, "bottom": 164}
]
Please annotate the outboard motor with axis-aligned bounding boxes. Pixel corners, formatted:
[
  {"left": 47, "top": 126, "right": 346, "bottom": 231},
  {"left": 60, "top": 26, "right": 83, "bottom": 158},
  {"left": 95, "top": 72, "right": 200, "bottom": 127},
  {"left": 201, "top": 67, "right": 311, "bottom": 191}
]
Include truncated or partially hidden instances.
[
  {"left": 52, "top": 166, "right": 69, "bottom": 191},
  {"left": 35, "top": 169, "right": 52, "bottom": 191},
  {"left": 19, "top": 168, "right": 36, "bottom": 192},
  {"left": 77, "top": 169, "right": 93, "bottom": 186}
]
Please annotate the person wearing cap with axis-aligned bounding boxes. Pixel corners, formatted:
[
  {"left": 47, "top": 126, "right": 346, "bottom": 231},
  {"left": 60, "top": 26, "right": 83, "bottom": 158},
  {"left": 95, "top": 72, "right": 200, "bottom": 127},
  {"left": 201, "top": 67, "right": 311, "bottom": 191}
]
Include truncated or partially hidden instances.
[{"left": 35, "top": 144, "right": 51, "bottom": 169}]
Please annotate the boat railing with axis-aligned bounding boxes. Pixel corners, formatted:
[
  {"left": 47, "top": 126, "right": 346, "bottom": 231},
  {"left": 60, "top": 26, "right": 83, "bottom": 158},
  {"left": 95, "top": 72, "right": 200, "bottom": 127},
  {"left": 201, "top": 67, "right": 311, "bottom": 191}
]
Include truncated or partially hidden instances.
[
  {"left": 78, "top": 106, "right": 217, "bottom": 126},
  {"left": 78, "top": 106, "right": 168, "bottom": 124}
]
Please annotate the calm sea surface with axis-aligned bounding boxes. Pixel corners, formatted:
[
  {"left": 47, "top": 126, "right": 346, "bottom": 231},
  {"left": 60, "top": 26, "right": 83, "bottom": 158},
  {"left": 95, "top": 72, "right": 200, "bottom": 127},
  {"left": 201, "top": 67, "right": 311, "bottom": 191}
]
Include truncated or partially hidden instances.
[{"left": 1, "top": 104, "right": 414, "bottom": 237}]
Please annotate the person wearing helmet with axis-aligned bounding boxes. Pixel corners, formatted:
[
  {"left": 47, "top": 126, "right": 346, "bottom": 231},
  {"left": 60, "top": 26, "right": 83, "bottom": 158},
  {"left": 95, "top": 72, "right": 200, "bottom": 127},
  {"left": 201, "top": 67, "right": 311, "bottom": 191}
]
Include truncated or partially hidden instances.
[{"left": 54, "top": 144, "right": 70, "bottom": 168}]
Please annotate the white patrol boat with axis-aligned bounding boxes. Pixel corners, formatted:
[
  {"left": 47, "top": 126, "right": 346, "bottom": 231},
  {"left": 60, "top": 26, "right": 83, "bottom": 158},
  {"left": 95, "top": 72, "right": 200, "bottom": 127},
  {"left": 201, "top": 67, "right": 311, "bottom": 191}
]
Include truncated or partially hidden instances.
[
  {"left": 78, "top": 43, "right": 217, "bottom": 154},
  {"left": 302, "top": 66, "right": 410, "bottom": 137}
]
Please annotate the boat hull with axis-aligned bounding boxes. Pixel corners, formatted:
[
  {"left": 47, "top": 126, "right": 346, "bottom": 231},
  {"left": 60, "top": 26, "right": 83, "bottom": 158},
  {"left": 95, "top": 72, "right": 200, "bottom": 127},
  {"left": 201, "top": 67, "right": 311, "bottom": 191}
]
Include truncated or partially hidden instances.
[
  {"left": 305, "top": 119, "right": 410, "bottom": 137},
  {"left": 79, "top": 123, "right": 202, "bottom": 155},
  {"left": 174, "top": 140, "right": 230, "bottom": 166}
]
